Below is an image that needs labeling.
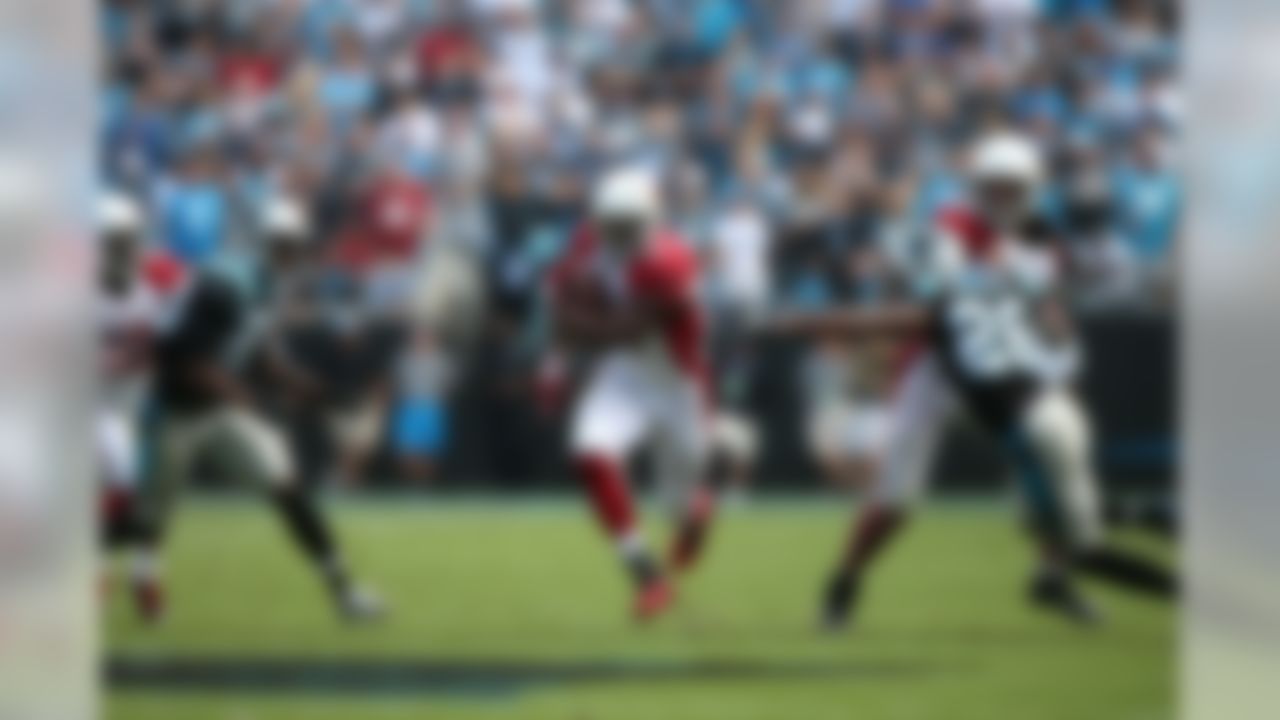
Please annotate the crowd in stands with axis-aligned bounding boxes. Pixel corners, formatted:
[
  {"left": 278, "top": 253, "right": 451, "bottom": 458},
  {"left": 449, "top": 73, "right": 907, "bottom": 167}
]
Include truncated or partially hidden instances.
[{"left": 102, "top": 0, "right": 1181, "bottom": 486}]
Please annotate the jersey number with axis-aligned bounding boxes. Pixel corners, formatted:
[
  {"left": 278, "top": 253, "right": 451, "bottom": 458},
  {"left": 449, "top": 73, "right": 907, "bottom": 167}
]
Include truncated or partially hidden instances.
[{"left": 946, "top": 296, "right": 1035, "bottom": 378}]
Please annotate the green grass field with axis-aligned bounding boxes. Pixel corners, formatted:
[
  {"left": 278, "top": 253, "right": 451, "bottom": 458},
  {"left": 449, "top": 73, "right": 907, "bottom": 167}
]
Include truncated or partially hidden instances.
[{"left": 105, "top": 498, "right": 1174, "bottom": 720}]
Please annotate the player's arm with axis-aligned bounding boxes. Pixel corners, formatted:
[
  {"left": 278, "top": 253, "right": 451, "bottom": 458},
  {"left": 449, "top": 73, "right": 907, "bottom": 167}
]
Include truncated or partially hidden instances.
[
  {"left": 554, "top": 294, "right": 658, "bottom": 347},
  {"left": 551, "top": 241, "right": 694, "bottom": 348},
  {"left": 545, "top": 226, "right": 629, "bottom": 347},
  {"left": 760, "top": 302, "right": 931, "bottom": 339},
  {"left": 183, "top": 355, "right": 254, "bottom": 406},
  {"left": 103, "top": 328, "right": 155, "bottom": 375},
  {"left": 260, "top": 334, "right": 325, "bottom": 401}
]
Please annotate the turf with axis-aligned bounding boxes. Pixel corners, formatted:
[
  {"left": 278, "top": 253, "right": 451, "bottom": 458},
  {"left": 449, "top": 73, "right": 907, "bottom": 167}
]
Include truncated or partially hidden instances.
[{"left": 105, "top": 498, "right": 1174, "bottom": 720}]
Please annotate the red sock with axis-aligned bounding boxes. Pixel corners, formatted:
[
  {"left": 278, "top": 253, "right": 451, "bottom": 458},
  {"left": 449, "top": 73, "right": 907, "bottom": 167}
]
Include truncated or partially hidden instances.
[
  {"left": 133, "top": 577, "right": 165, "bottom": 624},
  {"left": 574, "top": 454, "right": 637, "bottom": 538},
  {"left": 671, "top": 485, "right": 715, "bottom": 571}
]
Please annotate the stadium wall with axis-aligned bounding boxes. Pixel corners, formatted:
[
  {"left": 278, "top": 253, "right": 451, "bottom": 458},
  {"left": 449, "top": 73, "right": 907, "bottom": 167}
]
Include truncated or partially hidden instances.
[{"left": 257, "top": 312, "right": 1175, "bottom": 494}]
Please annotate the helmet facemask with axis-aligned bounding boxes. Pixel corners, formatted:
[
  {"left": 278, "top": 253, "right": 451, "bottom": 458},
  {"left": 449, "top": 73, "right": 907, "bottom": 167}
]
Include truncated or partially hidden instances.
[
  {"left": 968, "top": 133, "right": 1045, "bottom": 233},
  {"left": 591, "top": 167, "right": 662, "bottom": 258},
  {"left": 597, "top": 215, "right": 650, "bottom": 257},
  {"left": 975, "top": 175, "right": 1037, "bottom": 232}
]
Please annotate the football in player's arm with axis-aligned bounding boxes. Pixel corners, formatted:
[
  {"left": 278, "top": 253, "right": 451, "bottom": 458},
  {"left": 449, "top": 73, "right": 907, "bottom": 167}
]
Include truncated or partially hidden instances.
[
  {"left": 552, "top": 276, "right": 661, "bottom": 349},
  {"left": 551, "top": 233, "right": 698, "bottom": 353}
]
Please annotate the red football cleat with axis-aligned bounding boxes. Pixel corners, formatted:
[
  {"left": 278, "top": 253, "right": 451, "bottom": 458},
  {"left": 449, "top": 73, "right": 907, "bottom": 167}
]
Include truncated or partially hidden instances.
[
  {"left": 132, "top": 579, "right": 166, "bottom": 625},
  {"left": 634, "top": 579, "right": 675, "bottom": 622}
]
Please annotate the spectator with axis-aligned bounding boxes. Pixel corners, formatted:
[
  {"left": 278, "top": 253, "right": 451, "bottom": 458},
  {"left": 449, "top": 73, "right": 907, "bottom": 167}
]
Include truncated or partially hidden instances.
[
  {"left": 154, "top": 145, "right": 231, "bottom": 265},
  {"left": 1058, "top": 137, "right": 1143, "bottom": 306},
  {"left": 314, "top": 25, "right": 377, "bottom": 132},
  {"left": 317, "top": 294, "right": 392, "bottom": 489},
  {"left": 101, "top": 0, "right": 1180, "bottom": 488},
  {"left": 390, "top": 324, "right": 455, "bottom": 485},
  {"left": 707, "top": 196, "right": 772, "bottom": 320},
  {"left": 802, "top": 336, "right": 894, "bottom": 493},
  {"left": 1117, "top": 127, "right": 1180, "bottom": 266}
]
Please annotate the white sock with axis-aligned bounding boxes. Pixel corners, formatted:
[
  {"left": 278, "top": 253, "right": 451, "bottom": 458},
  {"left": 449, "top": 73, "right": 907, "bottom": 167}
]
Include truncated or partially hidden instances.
[
  {"left": 130, "top": 550, "right": 160, "bottom": 585},
  {"left": 616, "top": 529, "right": 649, "bottom": 563}
]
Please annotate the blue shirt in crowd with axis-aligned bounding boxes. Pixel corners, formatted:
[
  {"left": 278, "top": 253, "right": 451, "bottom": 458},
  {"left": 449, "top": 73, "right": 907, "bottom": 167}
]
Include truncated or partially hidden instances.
[{"left": 158, "top": 181, "right": 228, "bottom": 265}]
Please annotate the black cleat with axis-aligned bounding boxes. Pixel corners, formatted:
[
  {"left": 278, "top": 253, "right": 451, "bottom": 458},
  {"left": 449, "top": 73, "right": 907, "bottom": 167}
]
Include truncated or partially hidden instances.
[
  {"left": 820, "top": 572, "right": 861, "bottom": 633},
  {"left": 1029, "top": 573, "right": 1103, "bottom": 627}
]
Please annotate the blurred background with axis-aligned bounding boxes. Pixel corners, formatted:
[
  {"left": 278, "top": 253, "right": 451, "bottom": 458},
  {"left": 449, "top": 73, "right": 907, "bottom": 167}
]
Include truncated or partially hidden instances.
[
  {"left": 95, "top": 1, "right": 1182, "bottom": 718},
  {"left": 100, "top": 0, "right": 1179, "bottom": 494}
]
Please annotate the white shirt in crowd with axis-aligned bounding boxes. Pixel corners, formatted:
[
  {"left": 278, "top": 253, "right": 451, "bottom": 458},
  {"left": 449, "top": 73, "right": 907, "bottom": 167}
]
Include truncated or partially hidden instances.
[{"left": 708, "top": 203, "right": 771, "bottom": 312}]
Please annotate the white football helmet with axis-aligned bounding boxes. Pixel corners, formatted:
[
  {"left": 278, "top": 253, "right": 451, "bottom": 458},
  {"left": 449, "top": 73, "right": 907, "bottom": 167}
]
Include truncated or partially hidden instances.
[
  {"left": 591, "top": 167, "right": 662, "bottom": 254},
  {"left": 968, "top": 132, "right": 1045, "bottom": 229},
  {"left": 970, "top": 132, "right": 1045, "bottom": 188},
  {"left": 592, "top": 167, "right": 662, "bottom": 225}
]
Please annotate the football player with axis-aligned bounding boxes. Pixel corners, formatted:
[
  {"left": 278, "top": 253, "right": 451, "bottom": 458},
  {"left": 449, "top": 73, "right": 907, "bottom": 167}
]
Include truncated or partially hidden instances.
[
  {"left": 550, "top": 167, "right": 717, "bottom": 621},
  {"left": 97, "top": 193, "right": 177, "bottom": 620},
  {"left": 129, "top": 204, "right": 384, "bottom": 624},
  {"left": 768, "top": 132, "right": 1177, "bottom": 630}
]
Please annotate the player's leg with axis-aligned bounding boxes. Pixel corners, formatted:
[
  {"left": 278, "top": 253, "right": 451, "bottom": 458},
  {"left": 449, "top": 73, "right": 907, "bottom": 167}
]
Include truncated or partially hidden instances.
[
  {"left": 569, "top": 357, "right": 668, "bottom": 617},
  {"left": 711, "top": 411, "right": 759, "bottom": 504},
  {"left": 212, "top": 408, "right": 384, "bottom": 622},
  {"left": 655, "top": 383, "right": 716, "bottom": 574},
  {"left": 1020, "top": 391, "right": 1177, "bottom": 603},
  {"left": 99, "top": 410, "right": 143, "bottom": 549},
  {"left": 808, "top": 403, "right": 860, "bottom": 491},
  {"left": 124, "top": 408, "right": 200, "bottom": 624},
  {"left": 823, "top": 354, "right": 954, "bottom": 630},
  {"left": 98, "top": 409, "right": 161, "bottom": 618},
  {"left": 1006, "top": 422, "right": 1104, "bottom": 625}
]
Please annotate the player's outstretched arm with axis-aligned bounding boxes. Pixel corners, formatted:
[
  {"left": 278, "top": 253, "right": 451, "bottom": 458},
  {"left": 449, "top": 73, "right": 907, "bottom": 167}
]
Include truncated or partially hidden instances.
[
  {"left": 758, "top": 303, "right": 931, "bottom": 339},
  {"left": 186, "top": 358, "right": 254, "bottom": 407},
  {"left": 261, "top": 337, "right": 326, "bottom": 402}
]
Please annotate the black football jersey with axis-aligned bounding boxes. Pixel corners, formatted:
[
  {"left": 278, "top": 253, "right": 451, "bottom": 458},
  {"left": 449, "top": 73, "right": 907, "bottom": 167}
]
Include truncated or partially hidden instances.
[{"left": 153, "top": 275, "right": 244, "bottom": 413}]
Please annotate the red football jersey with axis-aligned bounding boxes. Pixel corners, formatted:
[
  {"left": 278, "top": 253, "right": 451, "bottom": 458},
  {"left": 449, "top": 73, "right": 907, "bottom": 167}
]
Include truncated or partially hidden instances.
[{"left": 551, "top": 224, "right": 708, "bottom": 384}]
